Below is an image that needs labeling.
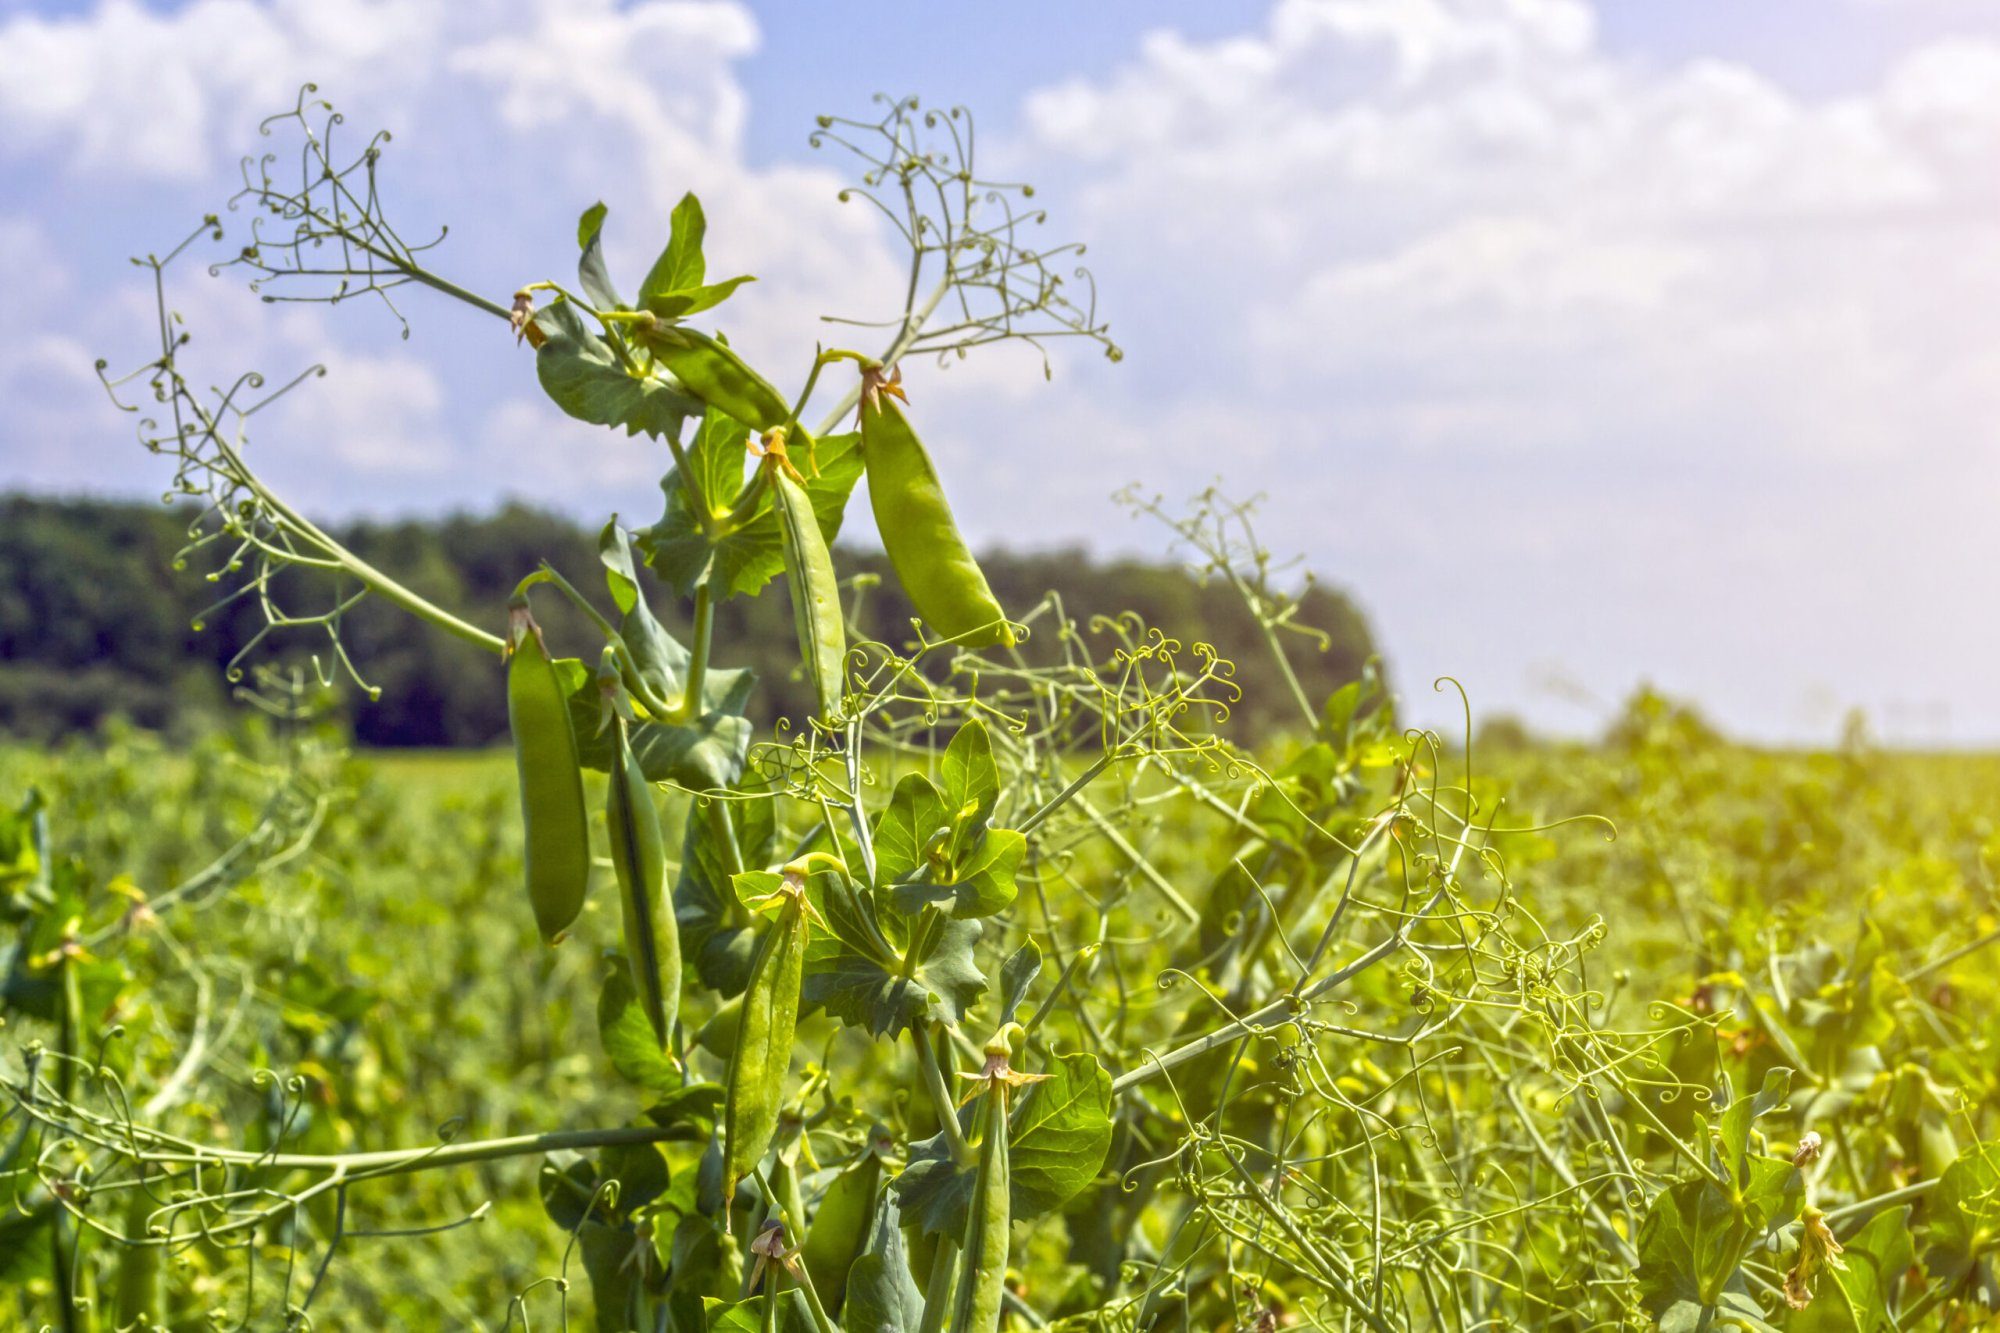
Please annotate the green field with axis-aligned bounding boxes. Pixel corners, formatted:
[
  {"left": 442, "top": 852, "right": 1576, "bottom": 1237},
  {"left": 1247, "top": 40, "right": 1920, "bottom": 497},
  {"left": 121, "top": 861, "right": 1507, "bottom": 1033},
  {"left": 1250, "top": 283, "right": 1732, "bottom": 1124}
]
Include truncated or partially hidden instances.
[{"left": 5, "top": 694, "right": 1998, "bottom": 1329}]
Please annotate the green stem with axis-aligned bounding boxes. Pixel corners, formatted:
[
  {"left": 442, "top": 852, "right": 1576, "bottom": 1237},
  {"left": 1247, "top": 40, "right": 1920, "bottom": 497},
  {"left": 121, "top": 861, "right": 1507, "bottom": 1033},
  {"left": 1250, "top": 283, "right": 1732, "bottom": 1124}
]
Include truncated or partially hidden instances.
[
  {"left": 52, "top": 1122, "right": 687, "bottom": 1180},
  {"left": 1016, "top": 753, "right": 1115, "bottom": 837},
  {"left": 812, "top": 279, "right": 952, "bottom": 436},
  {"left": 915, "top": 1236, "right": 960, "bottom": 1333},
  {"left": 1076, "top": 797, "right": 1198, "bottom": 924},
  {"left": 52, "top": 952, "right": 86, "bottom": 1333},
  {"left": 214, "top": 435, "right": 502, "bottom": 655},
  {"left": 677, "top": 582, "right": 715, "bottom": 724},
  {"left": 914, "top": 1028, "right": 972, "bottom": 1167}
]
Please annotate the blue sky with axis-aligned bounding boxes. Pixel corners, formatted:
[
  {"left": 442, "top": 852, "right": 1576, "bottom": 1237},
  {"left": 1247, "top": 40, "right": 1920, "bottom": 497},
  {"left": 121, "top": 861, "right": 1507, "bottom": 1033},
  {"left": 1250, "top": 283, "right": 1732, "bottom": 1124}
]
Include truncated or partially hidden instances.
[{"left": 4, "top": 0, "right": 2000, "bottom": 745}]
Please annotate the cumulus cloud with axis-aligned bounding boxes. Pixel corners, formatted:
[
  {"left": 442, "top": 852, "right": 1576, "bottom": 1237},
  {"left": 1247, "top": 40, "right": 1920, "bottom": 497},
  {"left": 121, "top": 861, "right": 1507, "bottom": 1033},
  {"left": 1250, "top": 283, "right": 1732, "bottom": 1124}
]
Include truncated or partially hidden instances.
[
  {"left": 0, "top": 0, "right": 903, "bottom": 512},
  {"left": 992, "top": 0, "right": 2000, "bottom": 740}
]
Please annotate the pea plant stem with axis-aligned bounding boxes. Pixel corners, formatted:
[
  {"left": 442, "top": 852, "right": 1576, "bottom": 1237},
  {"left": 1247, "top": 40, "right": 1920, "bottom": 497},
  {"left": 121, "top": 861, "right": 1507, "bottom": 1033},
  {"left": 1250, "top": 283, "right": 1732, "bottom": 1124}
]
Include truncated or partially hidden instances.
[
  {"left": 217, "top": 426, "right": 504, "bottom": 656},
  {"left": 1109, "top": 880, "right": 1452, "bottom": 1096},
  {"left": 914, "top": 1026, "right": 973, "bottom": 1166},
  {"left": 65, "top": 1122, "right": 687, "bottom": 1182},
  {"left": 677, "top": 582, "right": 716, "bottom": 723}
]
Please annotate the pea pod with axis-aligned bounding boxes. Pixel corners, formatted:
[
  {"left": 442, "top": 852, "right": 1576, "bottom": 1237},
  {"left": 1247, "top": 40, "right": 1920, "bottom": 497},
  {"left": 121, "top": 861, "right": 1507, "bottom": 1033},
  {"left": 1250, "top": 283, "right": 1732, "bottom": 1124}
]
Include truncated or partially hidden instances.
[
  {"left": 950, "top": 1034, "right": 1036, "bottom": 1333},
  {"left": 607, "top": 714, "right": 679, "bottom": 1049},
  {"left": 858, "top": 368, "right": 1013, "bottom": 649},
  {"left": 506, "top": 598, "right": 591, "bottom": 944},
  {"left": 800, "top": 1126, "right": 891, "bottom": 1314},
  {"left": 641, "top": 323, "right": 791, "bottom": 431},
  {"left": 722, "top": 871, "right": 812, "bottom": 1219},
  {"left": 770, "top": 453, "right": 847, "bottom": 722}
]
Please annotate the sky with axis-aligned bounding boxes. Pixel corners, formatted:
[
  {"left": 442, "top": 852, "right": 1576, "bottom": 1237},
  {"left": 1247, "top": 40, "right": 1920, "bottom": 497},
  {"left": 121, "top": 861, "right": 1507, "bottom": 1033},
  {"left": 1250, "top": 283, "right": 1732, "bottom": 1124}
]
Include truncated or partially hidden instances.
[{"left": 4, "top": 0, "right": 2000, "bottom": 746}]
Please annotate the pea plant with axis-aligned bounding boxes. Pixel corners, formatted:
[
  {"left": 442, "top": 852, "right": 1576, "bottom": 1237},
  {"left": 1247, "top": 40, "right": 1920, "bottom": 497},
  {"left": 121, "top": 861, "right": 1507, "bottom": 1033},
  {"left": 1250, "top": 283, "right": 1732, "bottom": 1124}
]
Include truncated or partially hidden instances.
[{"left": 5, "top": 87, "right": 1999, "bottom": 1331}]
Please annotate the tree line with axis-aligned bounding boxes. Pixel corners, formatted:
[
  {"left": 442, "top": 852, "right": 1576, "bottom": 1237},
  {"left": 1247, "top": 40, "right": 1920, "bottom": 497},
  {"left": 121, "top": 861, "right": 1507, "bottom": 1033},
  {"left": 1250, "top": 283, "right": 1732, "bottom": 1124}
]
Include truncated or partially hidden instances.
[{"left": 0, "top": 495, "right": 1381, "bottom": 747}]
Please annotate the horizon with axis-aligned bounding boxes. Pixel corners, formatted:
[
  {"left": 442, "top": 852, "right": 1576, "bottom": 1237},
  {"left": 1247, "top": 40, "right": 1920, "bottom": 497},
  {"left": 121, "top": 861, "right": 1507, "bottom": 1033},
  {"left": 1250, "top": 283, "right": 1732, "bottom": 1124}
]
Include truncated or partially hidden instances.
[{"left": 4, "top": 0, "right": 1998, "bottom": 747}]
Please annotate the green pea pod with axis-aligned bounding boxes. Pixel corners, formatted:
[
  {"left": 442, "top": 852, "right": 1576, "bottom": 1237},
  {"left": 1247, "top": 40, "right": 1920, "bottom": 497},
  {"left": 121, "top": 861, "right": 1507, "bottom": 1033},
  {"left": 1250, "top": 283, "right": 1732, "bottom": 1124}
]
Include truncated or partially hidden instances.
[
  {"left": 800, "top": 1126, "right": 890, "bottom": 1314},
  {"left": 722, "top": 876, "right": 810, "bottom": 1217},
  {"left": 950, "top": 1043, "right": 1020, "bottom": 1333},
  {"left": 771, "top": 459, "right": 847, "bottom": 722},
  {"left": 859, "top": 384, "right": 1013, "bottom": 649},
  {"left": 607, "top": 715, "right": 679, "bottom": 1049},
  {"left": 507, "top": 598, "right": 591, "bottom": 944},
  {"left": 642, "top": 324, "right": 791, "bottom": 431}
]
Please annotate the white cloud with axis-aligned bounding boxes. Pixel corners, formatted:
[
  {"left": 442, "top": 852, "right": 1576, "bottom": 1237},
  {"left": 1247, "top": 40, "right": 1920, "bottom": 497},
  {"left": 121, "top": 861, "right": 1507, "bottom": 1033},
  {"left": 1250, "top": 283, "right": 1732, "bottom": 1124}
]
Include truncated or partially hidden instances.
[
  {"left": 1002, "top": 0, "right": 2000, "bottom": 739},
  {"left": 0, "top": 0, "right": 905, "bottom": 508}
]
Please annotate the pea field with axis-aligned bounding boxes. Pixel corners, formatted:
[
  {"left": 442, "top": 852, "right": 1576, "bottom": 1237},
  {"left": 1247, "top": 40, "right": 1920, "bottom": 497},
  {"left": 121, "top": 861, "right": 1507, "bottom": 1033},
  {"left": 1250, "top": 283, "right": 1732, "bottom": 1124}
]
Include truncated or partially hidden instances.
[{"left": 5, "top": 87, "right": 2000, "bottom": 1333}]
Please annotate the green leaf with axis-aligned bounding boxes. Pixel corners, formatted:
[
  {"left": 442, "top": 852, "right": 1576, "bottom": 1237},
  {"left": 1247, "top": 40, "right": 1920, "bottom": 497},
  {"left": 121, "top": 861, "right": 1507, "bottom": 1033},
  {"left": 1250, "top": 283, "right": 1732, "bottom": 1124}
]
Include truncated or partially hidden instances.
[
  {"left": 844, "top": 1188, "right": 923, "bottom": 1333},
  {"left": 576, "top": 201, "right": 621, "bottom": 311},
  {"left": 874, "top": 774, "right": 948, "bottom": 887},
  {"left": 939, "top": 718, "right": 1000, "bottom": 835},
  {"left": 804, "top": 914, "right": 985, "bottom": 1037},
  {"left": 892, "top": 1051, "right": 1113, "bottom": 1236},
  {"left": 1792, "top": 1207, "right": 1912, "bottom": 1332},
  {"left": 888, "top": 828, "right": 1021, "bottom": 921},
  {"left": 540, "top": 1151, "right": 605, "bottom": 1232},
  {"left": 599, "top": 519, "right": 690, "bottom": 705},
  {"left": 650, "top": 275, "right": 756, "bottom": 320},
  {"left": 639, "top": 425, "right": 864, "bottom": 600},
  {"left": 580, "top": 1218, "right": 649, "bottom": 1333},
  {"left": 532, "top": 300, "right": 701, "bottom": 440},
  {"left": 675, "top": 790, "right": 776, "bottom": 997},
  {"left": 641, "top": 193, "right": 708, "bottom": 311},
  {"left": 875, "top": 768, "right": 1021, "bottom": 920},
  {"left": 999, "top": 940, "right": 1041, "bottom": 1023},
  {"left": 1920, "top": 1142, "right": 2000, "bottom": 1288},
  {"left": 643, "top": 1082, "right": 726, "bottom": 1137},
  {"left": 598, "top": 962, "right": 679, "bottom": 1093},
  {"left": 600, "top": 1141, "right": 672, "bottom": 1216},
  {"left": 704, "top": 1293, "right": 814, "bottom": 1333},
  {"left": 1718, "top": 1068, "right": 1791, "bottom": 1189},
  {"left": 556, "top": 656, "right": 755, "bottom": 791}
]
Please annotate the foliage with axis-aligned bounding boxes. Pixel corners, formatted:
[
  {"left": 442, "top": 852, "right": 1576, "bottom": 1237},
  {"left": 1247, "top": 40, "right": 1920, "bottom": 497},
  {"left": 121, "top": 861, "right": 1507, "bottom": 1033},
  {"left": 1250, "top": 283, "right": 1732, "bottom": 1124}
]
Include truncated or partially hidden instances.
[{"left": 2, "top": 88, "right": 1998, "bottom": 1333}]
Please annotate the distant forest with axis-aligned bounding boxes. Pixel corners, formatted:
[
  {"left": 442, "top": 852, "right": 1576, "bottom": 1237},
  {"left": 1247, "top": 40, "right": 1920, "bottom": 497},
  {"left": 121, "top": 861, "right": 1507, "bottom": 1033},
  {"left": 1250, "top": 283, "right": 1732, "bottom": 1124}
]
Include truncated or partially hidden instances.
[{"left": 0, "top": 496, "right": 1381, "bottom": 747}]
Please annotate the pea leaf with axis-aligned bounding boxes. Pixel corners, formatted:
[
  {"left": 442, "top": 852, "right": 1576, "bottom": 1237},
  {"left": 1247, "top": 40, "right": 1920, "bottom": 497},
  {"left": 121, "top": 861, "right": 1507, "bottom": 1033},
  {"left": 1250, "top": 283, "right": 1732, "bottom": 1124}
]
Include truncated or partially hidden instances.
[
  {"left": 539, "top": 1151, "right": 604, "bottom": 1232},
  {"left": 642, "top": 193, "right": 708, "bottom": 309},
  {"left": 844, "top": 1189, "right": 923, "bottom": 1333},
  {"left": 532, "top": 300, "right": 700, "bottom": 440},
  {"left": 875, "top": 769, "right": 1022, "bottom": 921},
  {"left": 939, "top": 719, "right": 1000, "bottom": 834},
  {"left": 704, "top": 1293, "right": 814, "bottom": 1333},
  {"left": 1920, "top": 1142, "right": 2000, "bottom": 1288},
  {"left": 579, "top": 1219, "right": 647, "bottom": 1333},
  {"left": 643, "top": 1083, "right": 726, "bottom": 1137},
  {"left": 639, "top": 424, "right": 864, "bottom": 600},
  {"left": 576, "top": 201, "right": 621, "bottom": 311},
  {"left": 675, "top": 787, "right": 776, "bottom": 997},
  {"left": 651, "top": 276, "right": 756, "bottom": 320},
  {"left": 891, "top": 1051, "right": 1114, "bottom": 1237},
  {"left": 600, "top": 519, "right": 688, "bottom": 706},
  {"left": 803, "top": 913, "right": 985, "bottom": 1037},
  {"left": 598, "top": 962, "right": 677, "bottom": 1093},
  {"left": 556, "top": 656, "right": 755, "bottom": 791},
  {"left": 999, "top": 939, "right": 1041, "bottom": 1023},
  {"left": 888, "top": 829, "right": 1022, "bottom": 920},
  {"left": 1791, "top": 1207, "right": 1912, "bottom": 1332},
  {"left": 873, "top": 774, "right": 948, "bottom": 886},
  {"left": 600, "top": 1141, "right": 671, "bottom": 1215}
]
